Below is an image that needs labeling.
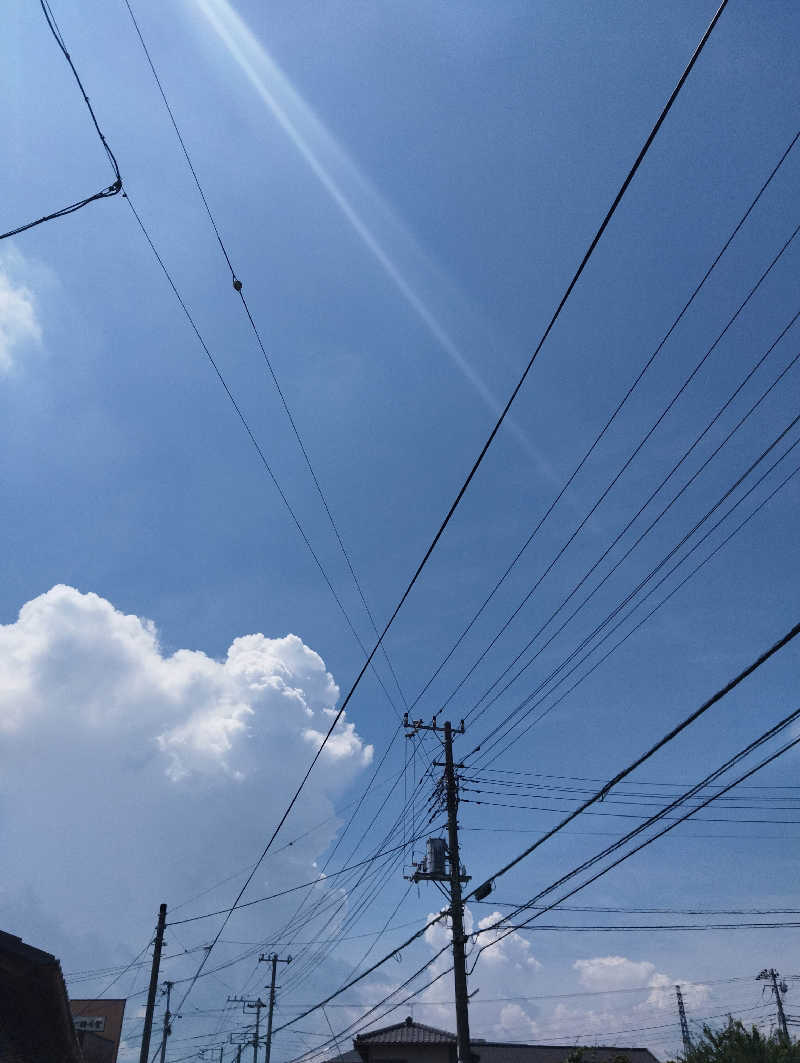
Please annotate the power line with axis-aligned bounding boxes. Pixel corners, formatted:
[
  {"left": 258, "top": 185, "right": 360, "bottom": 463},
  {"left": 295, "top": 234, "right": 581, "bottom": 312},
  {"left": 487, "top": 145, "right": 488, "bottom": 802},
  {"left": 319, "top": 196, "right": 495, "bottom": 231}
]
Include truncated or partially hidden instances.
[
  {"left": 406, "top": 126, "right": 799, "bottom": 718},
  {"left": 462, "top": 798, "right": 800, "bottom": 826},
  {"left": 470, "top": 711, "right": 800, "bottom": 962},
  {"left": 469, "top": 418, "right": 800, "bottom": 769},
  {"left": 486, "top": 921, "right": 800, "bottom": 933},
  {"left": 269, "top": 619, "right": 799, "bottom": 1041},
  {"left": 470, "top": 617, "right": 800, "bottom": 897},
  {"left": 134, "top": 0, "right": 727, "bottom": 1018},
  {"left": 286, "top": 974, "right": 764, "bottom": 1009},
  {"left": 299, "top": 715, "right": 800, "bottom": 1062},
  {"left": 467, "top": 739, "right": 800, "bottom": 995},
  {"left": 474, "top": 452, "right": 800, "bottom": 772},
  {"left": 119, "top": 0, "right": 409, "bottom": 713},
  {"left": 123, "top": 188, "right": 422, "bottom": 1013},
  {"left": 474, "top": 768, "right": 800, "bottom": 790},
  {"left": 464, "top": 775, "right": 800, "bottom": 799},
  {"left": 2, "top": 1, "right": 122, "bottom": 241},
  {"left": 167, "top": 824, "right": 435, "bottom": 927},
  {"left": 462, "top": 244, "right": 800, "bottom": 745}
]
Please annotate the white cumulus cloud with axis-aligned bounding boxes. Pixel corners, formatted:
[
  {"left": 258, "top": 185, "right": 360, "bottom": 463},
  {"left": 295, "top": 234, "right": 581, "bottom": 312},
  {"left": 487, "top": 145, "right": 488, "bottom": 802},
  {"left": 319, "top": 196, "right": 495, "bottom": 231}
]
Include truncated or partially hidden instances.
[
  {"left": 574, "top": 955, "right": 709, "bottom": 1013},
  {"left": 574, "top": 955, "right": 658, "bottom": 992},
  {"left": 0, "top": 249, "right": 42, "bottom": 371},
  {"left": 0, "top": 584, "right": 373, "bottom": 1030},
  {"left": 417, "top": 907, "right": 543, "bottom": 1040}
]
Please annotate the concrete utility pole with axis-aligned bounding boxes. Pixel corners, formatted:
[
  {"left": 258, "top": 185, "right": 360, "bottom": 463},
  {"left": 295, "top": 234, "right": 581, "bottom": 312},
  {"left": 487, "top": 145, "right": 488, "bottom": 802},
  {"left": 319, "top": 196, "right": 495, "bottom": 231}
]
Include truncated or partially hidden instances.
[
  {"left": 139, "top": 903, "right": 168, "bottom": 1063},
  {"left": 258, "top": 952, "right": 292, "bottom": 1063},
  {"left": 675, "top": 984, "right": 692, "bottom": 1057},
  {"left": 404, "top": 714, "right": 472, "bottom": 1063},
  {"left": 229, "top": 995, "right": 268, "bottom": 1063},
  {"left": 228, "top": 1036, "right": 249, "bottom": 1063},
  {"left": 158, "top": 980, "right": 174, "bottom": 1063},
  {"left": 758, "top": 968, "right": 790, "bottom": 1041}
]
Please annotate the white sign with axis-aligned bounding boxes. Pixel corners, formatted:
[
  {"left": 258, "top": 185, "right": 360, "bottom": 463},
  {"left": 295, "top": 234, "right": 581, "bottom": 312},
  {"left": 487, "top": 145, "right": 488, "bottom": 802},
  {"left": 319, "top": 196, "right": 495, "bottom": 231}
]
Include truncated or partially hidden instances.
[{"left": 74, "top": 1016, "right": 106, "bottom": 1032}]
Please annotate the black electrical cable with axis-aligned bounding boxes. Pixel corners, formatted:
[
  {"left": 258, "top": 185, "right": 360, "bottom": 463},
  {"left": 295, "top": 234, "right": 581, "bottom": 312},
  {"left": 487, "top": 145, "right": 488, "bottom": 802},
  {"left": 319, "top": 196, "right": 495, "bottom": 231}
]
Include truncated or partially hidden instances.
[
  {"left": 468, "top": 317, "right": 800, "bottom": 752},
  {"left": 458, "top": 235, "right": 800, "bottom": 736},
  {"left": 216, "top": 779, "right": 439, "bottom": 1003},
  {"left": 470, "top": 617, "right": 800, "bottom": 894},
  {"left": 267, "top": 618, "right": 800, "bottom": 1040},
  {"left": 466, "top": 400, "right": 800, "bottom": 770},
  {"left": 472, "top": 325, "right": 800, "bottom": 750},
  {"left": 406, "top": 127, "right": 799, "bottom": 718},
  {"left": 473, "top": 718, "right": 800, "bottom": 965},
  {"left": 286, "top": 973, "right": 762, "bottom": 1008},
  {"left": 301, "top": 719, "right": 797, "bottom": 1061},
  {"left": 486, "top": 721, "right": 800, "bottom": 925},
  {"left": 2, "top": 1, "right": 122, "bottom": 241},
  {"left": 120, "top": 0, "right": 410, "bottom": 714},
  {"left": 263, "top": 761, "right": 436, "bottom": 987},
  {"left": 280, "top": 787, "right": 442, "bottom": 995},
  {"left": 462, "top": 797, "right": 800, "bottom": 826},
  {"left": 70, "top": 935, "right": 153, "bottom": 1015},
  {"left": 167, "top": 823, "right": 435, "bottom": 927},
  {"left": 280, "top": 977, "right": 766, "bottom": 1063},
  {"left": 265, "top": 725, "right": 405, "bottom": 957},
  {"left": 139, "top": 0, "right": 728, "bottom": 1016},
  {"left": 478, "top": 456, "right": 800, "bottom": 773},
  {"left": 473, "top": 902, "right": 800, "bottom": 916},
  {"left": 463, "top": 775, "right": 800, "bottom": 799},
  {"left": 472, "top": 431, "right": 800, "bottom": 770},
  {"left": 485, "top": 921, "right": 800, "bottom": 933},
  {"left": 123, "top": 187, "right": 422, "bottom": 1011},
  {"left": 477, "top": 767, "right": 800, "bottom": 789}
]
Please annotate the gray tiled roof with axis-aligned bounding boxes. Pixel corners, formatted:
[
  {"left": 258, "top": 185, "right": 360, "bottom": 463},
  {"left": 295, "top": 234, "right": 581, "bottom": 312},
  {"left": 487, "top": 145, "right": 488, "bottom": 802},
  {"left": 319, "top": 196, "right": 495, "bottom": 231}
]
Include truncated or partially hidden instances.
[
  {"left": 325, "top": 1020, "right": 661, "bottom": 1063},
  {"left": 356, "top": 1018, "right": 456, "bottom": 1045},
  {"left": 471, "top": 1042, "right": 660, "bottom": 1063}
]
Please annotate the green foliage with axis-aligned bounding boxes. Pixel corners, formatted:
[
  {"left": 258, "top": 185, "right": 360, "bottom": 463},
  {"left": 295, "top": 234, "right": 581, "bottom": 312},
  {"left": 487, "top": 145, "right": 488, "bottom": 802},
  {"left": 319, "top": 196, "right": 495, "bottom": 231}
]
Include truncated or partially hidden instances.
[
  {"left": 667, "top": 1018, "right": 800, "bottom": 1063},
  {"left": 563, "top": 1050, "right": 629, "bottom": 1063}
]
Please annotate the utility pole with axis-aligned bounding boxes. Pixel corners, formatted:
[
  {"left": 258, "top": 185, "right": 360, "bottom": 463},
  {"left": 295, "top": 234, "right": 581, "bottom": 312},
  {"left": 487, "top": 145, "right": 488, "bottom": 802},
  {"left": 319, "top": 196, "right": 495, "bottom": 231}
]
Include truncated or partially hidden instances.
[
  {"left": 758, "top": 968, "right": 790, "bottom": 1042},
  {"left": 404, "top": 715, "right": 472, "bottom": 1063},
  {"left": 139, "top": 903, "right": 167, "bottom": 1063},
  {"left": 229, "top": 996, "right": 267, "bottom": 1063},
  {"left": 675, "top": 984, "right": 692, "bottom": 1057},
  {"left": 228, "top": 1036, "right": 249, "bottom": 1063},
  {"left": 158, "top": 980, "right": 174, "bottom": 1063},
  {"left": 258, "top": 952, "right": 292, "bottom": 1063}
]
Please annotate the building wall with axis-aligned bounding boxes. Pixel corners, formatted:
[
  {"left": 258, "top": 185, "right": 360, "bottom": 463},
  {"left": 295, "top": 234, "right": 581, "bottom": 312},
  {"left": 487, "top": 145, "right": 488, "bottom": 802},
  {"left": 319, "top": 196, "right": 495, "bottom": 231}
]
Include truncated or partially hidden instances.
[{"left": 366, "top": 1042, "right": 454, "bottom": 1063}]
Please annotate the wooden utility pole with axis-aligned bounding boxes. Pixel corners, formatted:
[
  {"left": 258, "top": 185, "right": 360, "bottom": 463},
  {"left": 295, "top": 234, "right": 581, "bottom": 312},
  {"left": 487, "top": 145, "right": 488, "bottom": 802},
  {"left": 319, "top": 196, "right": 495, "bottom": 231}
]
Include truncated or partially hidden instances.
[
  {"left": 404, "top": 715, "right": 472, "bottom": 1063},
  {"left": 139, "top": 903, "right": 167, "bottom": 1063},
  {"left": 258, "top": 952, "right": 292, "bottom": 1063}
]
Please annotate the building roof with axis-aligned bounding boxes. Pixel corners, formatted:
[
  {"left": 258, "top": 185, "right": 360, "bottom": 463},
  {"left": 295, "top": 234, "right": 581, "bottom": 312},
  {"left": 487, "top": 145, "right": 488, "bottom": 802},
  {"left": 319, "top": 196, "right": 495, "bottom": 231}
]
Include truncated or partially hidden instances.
[
  {"left": 0, "top": 930, "right": 83, "bottom": 1063},
  {"left": 325, "top": 1019, "right": 661, "bottom": 1063},
  {"left": 356, "top": 1018, "right": 456, "bottom": 1046},
  {"left": 471, "top": 1043, "right": 660, "bottom": 1063}
]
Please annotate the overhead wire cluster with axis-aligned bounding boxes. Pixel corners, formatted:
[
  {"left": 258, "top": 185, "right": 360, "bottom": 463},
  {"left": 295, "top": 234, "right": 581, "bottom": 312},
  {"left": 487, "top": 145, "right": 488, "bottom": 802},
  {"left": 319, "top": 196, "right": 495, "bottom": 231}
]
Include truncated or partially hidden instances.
[{"left": 12, "top": 0, "right": 800, "bottom": 1060}]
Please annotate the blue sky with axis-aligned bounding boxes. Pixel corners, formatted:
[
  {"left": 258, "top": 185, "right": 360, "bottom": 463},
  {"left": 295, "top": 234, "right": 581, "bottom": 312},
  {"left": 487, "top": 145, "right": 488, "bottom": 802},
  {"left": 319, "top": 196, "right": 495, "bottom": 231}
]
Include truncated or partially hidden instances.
[{"left": 1, "top": 1, "right": 799, "bottom": 1059}]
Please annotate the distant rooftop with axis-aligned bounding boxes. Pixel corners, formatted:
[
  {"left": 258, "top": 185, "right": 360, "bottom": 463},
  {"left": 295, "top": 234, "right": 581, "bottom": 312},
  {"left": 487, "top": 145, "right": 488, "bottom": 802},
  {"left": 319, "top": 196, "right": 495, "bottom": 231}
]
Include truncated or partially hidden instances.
[
  {"left": 355, "top": 1017, "right": 457, "bottom": 1045},
  {"left": 324, "top": 1017, "right": 660, "bottom": 1063}
]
